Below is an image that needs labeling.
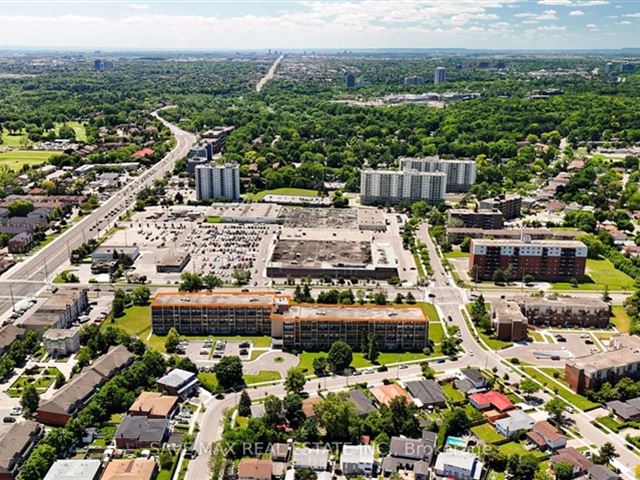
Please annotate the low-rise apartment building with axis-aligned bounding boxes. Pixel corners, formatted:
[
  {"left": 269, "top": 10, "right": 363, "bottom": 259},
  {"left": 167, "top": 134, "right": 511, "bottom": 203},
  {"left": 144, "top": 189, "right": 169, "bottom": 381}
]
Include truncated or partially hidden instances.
[
  {"left": 491, "top": 300, "right": 528, "bottom": 342},
  {"left": 469, "top": 238, "right": 588, "bottom": 282},
  {"left": 42, "top": 327, "right": 81, "bottom": 356},
  {"left": 21, "top": 288, "right": 89, "bottom": 334},
  {"left": 513, "top": 296, "right": 611, "bottom": 328},
  {"left": 565, "top": 334, "right": 640, "bottom": 393},
  {"left": 479, "top": 194, "right": 522, "bottom": 219},
  {"left": 448, "top": 209, "right": 504, "bottom": 229},
  {"left": 446, "top": 227, "right": 581, "bottom": 244},
  {"left": 0, "top": 421, "right": 44, "bottom": 480}
]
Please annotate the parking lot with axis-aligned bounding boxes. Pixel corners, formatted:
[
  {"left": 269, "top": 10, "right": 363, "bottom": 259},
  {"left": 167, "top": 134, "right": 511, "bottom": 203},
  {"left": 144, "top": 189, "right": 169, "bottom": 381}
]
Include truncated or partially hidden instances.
[
  {"left": 180, "top": 339, "right": 254, "bottom": 368},
  {"left": 499, "top": 330, "right": 603, "bottom": 366}
]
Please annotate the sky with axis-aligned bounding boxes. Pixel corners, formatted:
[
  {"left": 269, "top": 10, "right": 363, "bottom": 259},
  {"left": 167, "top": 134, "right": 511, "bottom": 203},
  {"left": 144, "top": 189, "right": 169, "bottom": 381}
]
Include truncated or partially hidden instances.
[{"left": 0, "top": 0, "right": 639, "bottom": 51}]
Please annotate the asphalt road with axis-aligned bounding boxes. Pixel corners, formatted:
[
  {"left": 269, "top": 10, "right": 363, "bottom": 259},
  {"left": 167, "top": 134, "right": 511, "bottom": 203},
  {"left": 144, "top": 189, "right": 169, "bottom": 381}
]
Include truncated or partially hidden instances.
[{"left": 0, "top": 107, "right": 195, "bottom": 317}]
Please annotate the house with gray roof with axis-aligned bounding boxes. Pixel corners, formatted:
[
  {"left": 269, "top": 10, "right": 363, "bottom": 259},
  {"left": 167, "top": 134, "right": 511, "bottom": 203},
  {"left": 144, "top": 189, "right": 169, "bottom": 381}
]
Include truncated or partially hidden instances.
[
  {"left": 382, "top": 434, "right": 437, "bottom": 475},
  {"left": 348, "top": 389, "right": 376, "bottom": 415},
  {"left": 292, "top": 447, "right": 329, "bottom": 471},
  {"left": 0, "top": 420, "right": 44, "bottom": 480},
  {"left": 157, "top": 368, "right": 199, "bottom": 398},
  {"left": 405, "top": 379, "right": 447, "bottom": 409},
  {"left": 588, "top": 465, "right": 620, "bottom": 480},
  {"left": 435, "top": 450, "right": 483, "bottom": 480},
  {"left": 606, "top": 399, "right": 640, "bottom": 422},
  {"left": 114, "top": 416, "right": 169, "bottom": 449}
]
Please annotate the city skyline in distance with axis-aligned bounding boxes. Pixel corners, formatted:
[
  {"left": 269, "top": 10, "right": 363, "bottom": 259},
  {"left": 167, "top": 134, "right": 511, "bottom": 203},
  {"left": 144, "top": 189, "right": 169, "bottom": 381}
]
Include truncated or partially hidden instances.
[{"left": 0, "top": 0, "right": 639, "bottom": 51}]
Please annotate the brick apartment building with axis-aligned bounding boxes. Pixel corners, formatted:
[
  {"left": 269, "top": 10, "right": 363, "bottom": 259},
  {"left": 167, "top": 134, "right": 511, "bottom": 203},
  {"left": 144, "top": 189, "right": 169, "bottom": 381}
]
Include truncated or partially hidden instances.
[
  {"left": 469, "top": 238, "right": 587, "bottom": 282},
  {"left": 479, "top": 194, "right": 522, "bottom": 220},
  {"left": 491, "top": 300, "right": 528, "bottom": 342},
  {"left": 513, "top": 296, "right": 611, "bottom": 328},
  {"left": 151, "top": 291, "right": 429, "bottom": 351},
  {"left": 565, "top": 334, "right": 640, "bottom": 393},
  {"left": 447, "top": 209, "right": 504, "bottom": 229}
]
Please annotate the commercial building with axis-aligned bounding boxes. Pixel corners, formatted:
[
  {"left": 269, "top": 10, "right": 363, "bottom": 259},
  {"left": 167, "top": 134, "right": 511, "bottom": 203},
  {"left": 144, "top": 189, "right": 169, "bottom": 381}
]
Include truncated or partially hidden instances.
[
  {"left": 434, "top": 450, "right": 483, "bottom": 480},
  {"left": 565, "top": 334, "right": 640, "bottom": 394},
  {"left": 491, "top": 300, "right": 528, "bottom": 342},
  {"left": 266, "top": 228, "right": 398, "bottom": 280},
  {"left": 101, "top": 459, "right": 157, "bottom": 480},
  {"left": 404, "top": 76, "right": 425, "bottom": 85},
  {"left": 469, "top": 238, "right": 588, "bottom": 282},
  {"left": 345, "top": 73, "right": 355, "bottom": 88},
  {"left": 399, "top": 157, "right": 477, "bottom": 192},
  {"left": 43, "top": 459, "right": 101, "bottom": 480},
  {"left": 340, "top": 445, "right": 374, "bottom": 476},
  {"left": 113, "top": 415, "right": 169, "bottom": 449},
  {"left": 22, "top": 288, "right": 89, "bottom": 334},
  {"left": 271, "top": 302, "right": 428, "bottom": 352},
  {"left": 156, "top": 252, "right": 191, "bottom": 273},
  {"left": 513, "top": 296, "right": 611, "bottom": 328},
  {"left": 36, "top": 345, "right": 134, "bottom": 425},
  {"left": 128, "top": 392, "right": 179, "bottom": 419},
  {"left": 91, "top": 245, "right": 140, "bottom": 262},
  {"left": 195, "top": 163, "right": 240, "bottom": 202},
  {"left": 448, "top": 210, "right": 504, "bottom": 229},
  {"left": 434, "top": 66, "right": 447, "bottom": 84},
  {"left": 152, "top": 291, "right": 429, "bottom": 352},
  {"left": 360, "top": 169, "right": 447, "bottom": 205},
  {"left": 43, "top": 327, "right": 81, "bottom": 357},
  {"left": 479, "top": 195, "right": 522, "bottom": 220},
  {"left": 156, "top": 368, "right": 199, "bottom": 398},
  {"left": 0, "top": 421, "right": 44, "bottom": 480}
]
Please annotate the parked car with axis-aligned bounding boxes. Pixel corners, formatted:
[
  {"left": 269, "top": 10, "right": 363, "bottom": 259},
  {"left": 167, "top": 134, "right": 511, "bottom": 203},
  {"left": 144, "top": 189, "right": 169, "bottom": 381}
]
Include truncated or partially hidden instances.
[{"left": 3, "top": 416, "right": 16, "bottom": 423}]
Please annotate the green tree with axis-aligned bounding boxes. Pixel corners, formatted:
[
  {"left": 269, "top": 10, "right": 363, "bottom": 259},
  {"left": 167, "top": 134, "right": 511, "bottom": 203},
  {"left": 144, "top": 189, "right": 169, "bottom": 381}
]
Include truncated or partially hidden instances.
[
  {"left": 593, "top": 442, "right": 618, "bottom": 465},
  {"left": 214, "top": 356, "right": 244, "bottom": 391},
  {"left": 21, "top": 383, "right": 40, "bottom": 417},
  {"left": 158, "top": 450, "right": 174, "bottom": 471},
  {"left": 421, "top": 362, "right": 435, "bottom": 379},
  {"left": 544, "top": 398, "right": 568, "bottom": 426},
  {"left": 375, "top": 431, "right": 391, "bottom": 456},
  {"left": 295, "top": 467, "right": 318, "bottom": 480},
  {"left": 8, "top": 199, "right": 34, "bottom": 217},
  {"left": 314, "top": 391, "right": 358, "bottom": 442},
  {"left": 327, "top": 340, "right": 353, "bottom": 373},
  {"left": 112, "top": 288, "right": 128, "bottom": 317},
  {"left": 283, "top": 392, "right": 305, "bottom": 428},
  {"left": 483, "top": 445, "right": 507, "bottom": 472},
  {"left": 179, "top": 272, "right": 203, "bottom": 292},
  {"left": 520, "top": 378, "right": 540, "bottom": 399},
  {"left": 203, "top": 274, "right": 224, "bottom": 290},
  {"left": 441, "top": 337, "right": 460, "bottom": 357},
  {"left": 367, "top": 333, "right": 379, "bottom": 363},
  {"left": 238, "top": 389, "right": 252, "bottom": 417},
  {"left": 443, "top": 407, "right": 470, "bottom": 436},
  {"left": 164, "top": 327, "right": 181, "bottom": 353},
  {"left": 232, "top": 269, "right": 251, "bottom": 286},
  {"left": 54, "top": 370, "right": 65, "bottom": 389},
  {"left": 507, "top": 454, "right": 539, "bottom": 480},
  {"left": 284, "top": 367, "right": 306, "bottom": 394},
  {"left": 18, "top": 444, "right": 56, "bottom": 480},
  {"left": 263, "top": 394, "right": 283, "bottom": 425},
  {"left": 312, "top": 356, "right": 328, "bottom": 376},
  {"left": 554, "top": 461, "right": 574, "bottom": 480},
  {"left": 131, "top": 285, "right": 151, "bottom": 305}
]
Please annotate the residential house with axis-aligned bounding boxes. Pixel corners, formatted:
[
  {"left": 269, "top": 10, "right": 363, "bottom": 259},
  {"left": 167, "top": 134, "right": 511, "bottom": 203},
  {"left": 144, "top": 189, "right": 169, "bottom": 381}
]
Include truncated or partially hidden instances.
[
  {"left": 0, "top": 325, "right": 25, "bottom": 355},
  {"left": 43, "top": 459, "right": 101, "bottom": 480},
  {"left": 348, "top": 389, "right": 376, "bottom": 415},
  {"left": 238, "top": 459, "right": 273, "bottom": 480},
  {"left": 156, "top": 368, "right": 199, "bottom": 398},
  {"left": 454, "top": 368, "right": 487, "bottom": 394},
  {"left": 588, "top": 465, "right": 620, "bottom": 480},
  {"left": 405, "top": 379, "right": 447, "bottom": 409},
  {"left": 0, "top": 421, "right": 43, "bottom": 480},
  {"left": 469, "top": 391, "right": 514, "bottom": 412},
  {"left": 605, "top": 399, "right": 640, "bottom": 422},
  {"left": 370, "top": 383, "right": 411, "bottom": 407},
  {"left": 494, "top": 410, "right": 535, "bottom": 438},
  {"left": 100, "top": 458, "right": 157, "bottom": 480},
  {"left": 434, "top": 450, "right": 484, "bottom": 480},
  {"left": 270, "top": 443, "right": 290, "bottom": 463},
  {"left": 527, "top": 421, "right": 567, "bottom": 450},
  {"left": 340, "top": 445, "right": 374, "bottom": 476},
  {"left": 302, "top": 396, "right": 322, "bottom": 418},
  {"left": 381, "top": 434, "right": 437, "bottom": 475},
  {"left": 551, "top": 447, "right": 594, "bottom": 477},
  {"left": 113, "top": 415, "right": 169, "bottom": 449},
  {"left": 128, "top": 392, "right": 179, "bottom": 419},
  {"left": 292, "top": 447, "right": 329, "bottom": 471},
  {"left": 7, "top": 232, "right": 33, "bottom": 254}
]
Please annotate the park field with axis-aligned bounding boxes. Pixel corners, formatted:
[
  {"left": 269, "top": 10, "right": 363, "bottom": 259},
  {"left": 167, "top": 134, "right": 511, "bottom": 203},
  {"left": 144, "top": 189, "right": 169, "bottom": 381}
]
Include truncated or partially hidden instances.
[
  {"left": 249, "top": 188, "right": 319, "bottom": 202},
  {"left": 551, "top": 258, "right": 634, "bottom": 292},
  {"left": 0, "top": 150, "right": 57, "bottom": 170}
]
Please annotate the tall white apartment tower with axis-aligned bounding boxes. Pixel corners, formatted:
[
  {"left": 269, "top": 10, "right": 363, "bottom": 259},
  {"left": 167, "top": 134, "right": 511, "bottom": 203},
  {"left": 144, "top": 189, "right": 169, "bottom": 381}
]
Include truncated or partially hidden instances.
[
  {"left": 399, "top": 156, "right": 477, "bottom": 192},
  {"left": 195, "top": 163, "right": 241, "bottom": 201},
  {"left": 360, "top": 169, "right": 446, "bottom": 205},
  {"left": 434, "top": 67, "right": 447, "bottom": 84}
]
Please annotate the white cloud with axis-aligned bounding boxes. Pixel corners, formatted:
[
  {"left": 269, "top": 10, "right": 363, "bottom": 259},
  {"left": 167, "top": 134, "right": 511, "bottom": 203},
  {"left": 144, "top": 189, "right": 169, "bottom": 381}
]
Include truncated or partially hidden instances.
[
  {"left": 537, "top": 25, "right": 566, "bottom": 30},
  {"left": 538, "top": 0, "right": 608, "bottom": 5},
  {"left": 576, "top": 1, "right": 608, "bottom": 6},
  {"left": 569, "top": 10, "right": 586, "bottom": 15},
  {"left": 624, "top": 13, "right": 640, "bottom": 17},
  {"left": 128, "top": 3, "right": 149, "bottom": 9},
  {"left": 617, "top": 20, "right": 631, "bottom": 24},
  {"left": 515, "top": 9, "right": 557, "bottom": 20},
  {"left": 586, "top": 23, "right": 599, "bottom": 30},
  {"left": 538, "top": 0, "right": 571, "bottom": 5}
]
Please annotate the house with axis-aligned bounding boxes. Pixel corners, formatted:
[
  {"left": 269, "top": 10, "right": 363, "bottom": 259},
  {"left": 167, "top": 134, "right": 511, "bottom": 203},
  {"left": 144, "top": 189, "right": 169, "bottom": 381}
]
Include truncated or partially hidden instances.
[
  {"left": 36, "top": 346, "right": 133, "bottom": 426},
  {"left": 270, "top": 443, "right": 290, "bottom": 463},
  {"left": 588, "top": 465, "right": 620, "bottom": 480},
  {"left": 469, "top": 391, "right": 514, "bottom": 412},
  {"left": 370, "top": 383, "right": 411, "bottom": 407},
  {"left": 0, "top": 421, "right": 44, "bottom": 480},
  {"left": 348, "top": 389, "right": 376, "bottom": 415},
  {"left": 405, "top": 379, "right": 447, "bottom": 409},
  {"left": 157, "top": 368, "right": 199, "bottom": 398},
  {"left": 272, "top": 462, "right": 288, "bottom": 480},
  {"left": 100, "top": 458, "right": 157, "bottom": 480},
  {"left": 605, "top": 399, "right": 640, "bottom": 422},
  {"left": 238, "top": 459, "right": 273, "bottom": 480},
  {"left": 292, "top": 447, "right": 329, "bottom": 471},
  {"left": 113, "top": 415, "right": 169, "bottom": 449},
  {"left": 43, "top": 459, "right": 101, "bottom": 480},
  {"left": 454, "top": 368, "right": 487, "bottom": 394},
  {"left": 414, "top": 461, "right": 430, "bottom": 480},
  {"left": 302, "top": 396, "right": 322, "bottom": 417},
  {"left": 551, "top": 447, "right": 594, "bottom": 477},
  {"left": 128, "top": 392, "right": 179, "bottom": 419},
  {"left": 340, "top": 445, "right": 374, "bottom": 476},
  {"left": 381, "top": 435, "right": 436, "bottom": 475},
  {"left": 42, "top": 327, "right": 81, "bottom": 357},
  {"left": 527, "top": 421, "right": 566, "bottom": 450},
  {"left": 494, "top": 410, "right": 535, "bottom": 438},
  {"left": 434, "top": 450, "right": 483, "bottom": 480},
  {"left": 0, "top": 325, "right": 25, "bottom": 355},
  {"left": 7, "top": 232, "right": 33, "bottom": 254}
]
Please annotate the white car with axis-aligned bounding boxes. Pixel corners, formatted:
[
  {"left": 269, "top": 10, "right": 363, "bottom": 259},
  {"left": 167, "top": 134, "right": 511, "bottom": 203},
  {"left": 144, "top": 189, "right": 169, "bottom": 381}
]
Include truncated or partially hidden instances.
[{"left": 9, "top": 407, "right": 22, "bottom": 416}]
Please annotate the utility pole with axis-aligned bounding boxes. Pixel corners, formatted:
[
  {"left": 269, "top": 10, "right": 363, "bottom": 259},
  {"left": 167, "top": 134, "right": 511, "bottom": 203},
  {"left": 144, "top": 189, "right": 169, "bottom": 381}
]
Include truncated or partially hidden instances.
[{"left": 9, "top": 284, "right": 15, "bottom": 312}]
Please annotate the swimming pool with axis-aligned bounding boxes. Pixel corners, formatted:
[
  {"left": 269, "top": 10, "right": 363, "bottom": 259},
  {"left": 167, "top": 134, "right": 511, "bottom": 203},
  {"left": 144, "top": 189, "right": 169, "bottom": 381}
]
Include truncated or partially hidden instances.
[{"left": 446, "top": 436, "right": 468, "bottom": 448}]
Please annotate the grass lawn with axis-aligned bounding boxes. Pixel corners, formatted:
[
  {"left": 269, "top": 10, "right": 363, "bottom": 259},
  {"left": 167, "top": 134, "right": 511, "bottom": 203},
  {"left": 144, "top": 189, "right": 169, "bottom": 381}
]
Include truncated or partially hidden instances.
[
  {"left": 245, "top": 370, "right": 281, "bottom": 384},
  {"left": 444, "top": 250, "right": 469, "bottom": 259},
  {"left": 499, "top": 441, "right": 547, "bottom": 459},
  {"left": 429, "top": 322, "right": 445, "bottom": 344},
  {"left": 551, "top": 258, "right": 634, "bottom": 291},
  {"left": 471, "top": 423, "right": 506, "bottom": 444},
  {"left": 612, "top": 305, "right": 631, "bottom": 332},
  {"left": 595, "top": 415, "right": 624, "bottom": 432},
  {"left": 250, "top": 188, "right": 319, "bottom": 202},
  {"left": 56, "top": 121, "right": 87, "bottom": 142},
  {"left": 206, "top": 216, "right": 222, "bottom": 223},
  {"left": 417, "top": 302, "right": 440, "bottom": 322},
  {"left": 53, "top": 269, "right": 78, "bottom": 284},
  {"left": 107, "top": 305, "right": 152, "bottom": 338},
  {"left": 1, "top": 129, "right": 30, "bottom": 147},
  {"left": 0, "top": 150, "right": 57, "bottom": 170},
  {"left": 377, "top": 352, "right": 429, "bottom": 364},
  {"left": 528, "top": 331, "right": 546, "bottom": 342},
  {"left": 522, "top": 367, "right": 599, "bottom": 411},
  {"left": 442, "top": 382, "right": 465, "bottom": 403}
]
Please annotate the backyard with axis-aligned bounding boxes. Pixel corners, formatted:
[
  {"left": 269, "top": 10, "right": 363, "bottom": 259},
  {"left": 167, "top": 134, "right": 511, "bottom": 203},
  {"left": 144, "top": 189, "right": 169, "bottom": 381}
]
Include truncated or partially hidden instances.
[{"left": 471, "top": 423, "right": 506, "bottom": 444}]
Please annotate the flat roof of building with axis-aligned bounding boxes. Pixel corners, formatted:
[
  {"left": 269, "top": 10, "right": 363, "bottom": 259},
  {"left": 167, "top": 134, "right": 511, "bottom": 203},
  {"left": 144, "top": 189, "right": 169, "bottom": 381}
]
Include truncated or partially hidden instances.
[
  {"left": 356, "top": 208, "right": 385, "bottom": 226},
  {"left": 275, "top": 304, "right": 427, "bottom": 322},
  {"left": 208, "top": 203, "right": 282, "bottom": 220},
  {"left": 514, "top": 296, "right": 609, "bottom": 309},
  {"left": 152, "top": 291, "right": 278, "bottom": 307},
  {"left": 449, "top": 209, "right": 503, "bottom": 216},
  {"left": 43, "top": 327, "right": 80, "bottom": 340},
  {"left": 568, "top": 334, "right": 640, "bottom": 372},
  {"left": 43, "top": 459, "right": 101, "bottom": 480},
  {"left": 492, "top": 300, "right": 526, "bottom": 322},
  {"left": 471, "top": 238, "right": 586, "bottom": 248},
  {"left": 278, "top": 207, "right": 358, "bottom": 229}
]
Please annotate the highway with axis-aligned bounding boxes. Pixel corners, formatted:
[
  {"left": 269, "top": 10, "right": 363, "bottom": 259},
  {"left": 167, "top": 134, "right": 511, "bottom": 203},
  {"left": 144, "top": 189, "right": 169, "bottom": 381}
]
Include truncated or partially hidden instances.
[
  {"left": 0, "top": 108, "right": 195, "bottom": 316},
  {"left": 256, "top": 55, "right": 283, "bottom": 93}
]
